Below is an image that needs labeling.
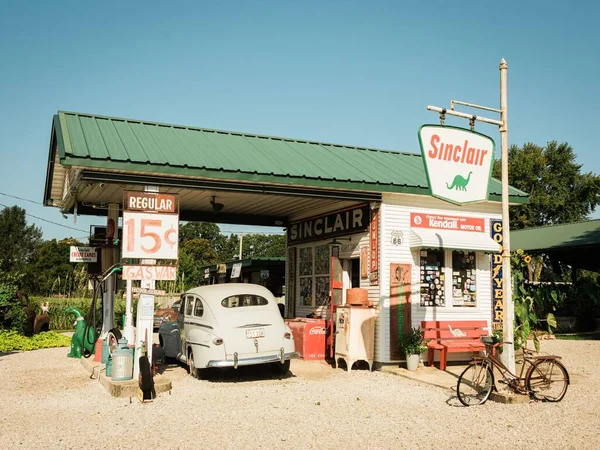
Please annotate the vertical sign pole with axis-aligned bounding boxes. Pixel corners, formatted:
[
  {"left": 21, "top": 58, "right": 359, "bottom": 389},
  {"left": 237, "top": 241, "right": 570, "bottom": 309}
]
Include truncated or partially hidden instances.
[
  {"left": 123, "top": 279, "right": 135, "bottom": 345},
  {"left": 499, "top": 58, "right": 515, "bottom": 373}
]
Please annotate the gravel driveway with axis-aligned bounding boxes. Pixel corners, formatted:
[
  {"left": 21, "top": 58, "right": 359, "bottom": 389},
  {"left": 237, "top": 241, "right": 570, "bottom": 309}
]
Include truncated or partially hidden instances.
[{"left": 0, "top": 339, "right": 598, "bottom": 450}]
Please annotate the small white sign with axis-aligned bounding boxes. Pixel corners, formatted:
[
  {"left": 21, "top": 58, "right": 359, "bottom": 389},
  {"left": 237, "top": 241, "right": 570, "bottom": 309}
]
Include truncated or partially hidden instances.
[
  {"left": 122, "top": 265, "right": 177, "bottom": 281},
  {"left": 231, "top": 262, "right": 242, "bottom": 279},
  {"left": 418, "top": 125, "right": 495, "bottom": 204},
  {"left": 131, "top": 287, "right": 166, "bottom": 296},
  {"left": 391, "top": 231, "right": 403, "bottom": 246},
  {"left": 69, "top": 246, "right": 97, "bottom": 263}
]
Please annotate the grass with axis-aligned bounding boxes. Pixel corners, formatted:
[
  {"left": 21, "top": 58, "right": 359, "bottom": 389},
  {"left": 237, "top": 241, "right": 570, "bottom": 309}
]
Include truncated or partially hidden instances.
[{"left": 555, "top": 331, "right": 600, "bottom": 341}]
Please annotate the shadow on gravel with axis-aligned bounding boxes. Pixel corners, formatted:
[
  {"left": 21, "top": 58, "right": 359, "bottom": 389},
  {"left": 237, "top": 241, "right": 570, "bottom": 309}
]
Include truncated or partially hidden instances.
[
  {"left": 158, "top": 359, "right": 296, "bottom": 383},
  {"left": 445, "top": 394, "right": 465, "bottom": 408}
]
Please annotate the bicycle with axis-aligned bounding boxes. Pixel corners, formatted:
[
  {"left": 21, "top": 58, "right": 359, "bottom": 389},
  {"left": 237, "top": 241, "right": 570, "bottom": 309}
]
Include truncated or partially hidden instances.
[{"left": 456, "top": 336, "right": 570, "bottom": 406}]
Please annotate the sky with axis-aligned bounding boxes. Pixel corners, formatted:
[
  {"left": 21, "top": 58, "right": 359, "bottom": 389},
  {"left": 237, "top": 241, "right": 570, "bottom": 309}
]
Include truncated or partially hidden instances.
[{"left": 1, "top": 0, "right": 599, "bottom": 241}]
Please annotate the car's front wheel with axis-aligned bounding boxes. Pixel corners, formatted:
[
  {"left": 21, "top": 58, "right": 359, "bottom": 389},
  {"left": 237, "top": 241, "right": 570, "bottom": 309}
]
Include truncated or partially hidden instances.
[{"left": 188, "top": 349, "right": 199, "bottom": 379}]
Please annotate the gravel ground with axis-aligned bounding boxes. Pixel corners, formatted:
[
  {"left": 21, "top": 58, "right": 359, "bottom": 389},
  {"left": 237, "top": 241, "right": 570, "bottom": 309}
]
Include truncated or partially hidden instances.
[{"left": 0, "top": 339, "right": 598, "bottom": 450}]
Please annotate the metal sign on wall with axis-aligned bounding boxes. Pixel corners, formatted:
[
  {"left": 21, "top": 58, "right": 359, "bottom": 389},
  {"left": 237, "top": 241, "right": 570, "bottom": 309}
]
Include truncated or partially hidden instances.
[
  {"left": 490, "top": 219, "right": 504, "bottom": 330},
  {"left": 287, "top": 204, "right": 370, "bottom": 245},
  {"left": 418, "top": 125, "right": 495, "bottom": 205},
  {"left": 369, "top": 208, "right": 379, "bottom": 285}
]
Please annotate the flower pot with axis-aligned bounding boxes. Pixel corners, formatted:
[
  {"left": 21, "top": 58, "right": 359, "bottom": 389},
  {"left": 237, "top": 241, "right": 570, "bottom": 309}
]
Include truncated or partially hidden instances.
[{"left": 406, "top": 354, "right": 420, "bottom": 371}]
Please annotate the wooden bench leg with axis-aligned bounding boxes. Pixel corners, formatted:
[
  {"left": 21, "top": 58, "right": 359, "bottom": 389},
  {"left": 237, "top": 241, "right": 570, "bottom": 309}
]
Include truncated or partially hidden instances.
[
  {"left": 427, "top": 348, "right": 434, "bottom": 367},
  {"left": 439, "top": 348, "right": 447, "bottom": 371}
]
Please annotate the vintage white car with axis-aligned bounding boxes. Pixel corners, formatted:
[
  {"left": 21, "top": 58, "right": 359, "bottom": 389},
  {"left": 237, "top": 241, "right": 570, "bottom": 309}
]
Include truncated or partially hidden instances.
[{"left": 158, "top": 283, "right": 297, "bottom": 378}]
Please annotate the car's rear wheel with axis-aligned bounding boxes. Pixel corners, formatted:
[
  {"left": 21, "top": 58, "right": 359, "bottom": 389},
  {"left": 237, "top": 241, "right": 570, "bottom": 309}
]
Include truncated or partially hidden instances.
[{"left": 272, "top": 360, "right": 290, "bottom": 376}]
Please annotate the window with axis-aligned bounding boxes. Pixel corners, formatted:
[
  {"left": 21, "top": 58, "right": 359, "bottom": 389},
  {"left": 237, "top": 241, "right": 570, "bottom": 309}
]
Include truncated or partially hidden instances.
[
  {"left": 419, "top": 249, "right": 446, "bottom": 307},
  {"left": 452, "top": 251, "right": 477, "bottom": 307},
  {"left": 194, "top": 298, "right": 204, "bottom": 317},
  {"left": 299, "top": 247, "right": 314, "bottom": 306},
  {"left": 221, "top": 295, "right": 268, "bottom": 308},
  {"left": 298, "top": 245, "right": 331, "bottom": 307},
  {"left": 186, "top": 295, "right": 194, "bottom": 316}
]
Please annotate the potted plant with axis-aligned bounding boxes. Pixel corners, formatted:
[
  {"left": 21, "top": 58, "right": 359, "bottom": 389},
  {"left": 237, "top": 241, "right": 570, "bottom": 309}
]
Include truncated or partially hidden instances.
[{"left": 398, "top": 327, "right": 427, "bottom": 371}]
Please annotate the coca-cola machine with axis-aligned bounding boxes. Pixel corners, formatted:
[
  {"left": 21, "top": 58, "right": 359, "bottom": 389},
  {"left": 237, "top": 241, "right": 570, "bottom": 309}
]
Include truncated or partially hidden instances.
[{"left": 285, "top": 318, "right": 327, "bottom": 360}]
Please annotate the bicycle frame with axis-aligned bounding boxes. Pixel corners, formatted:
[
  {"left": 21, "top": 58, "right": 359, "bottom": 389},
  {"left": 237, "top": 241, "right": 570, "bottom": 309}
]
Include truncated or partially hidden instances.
[{"left": 473, "top": 343, "right": 540, "bottom": 393}]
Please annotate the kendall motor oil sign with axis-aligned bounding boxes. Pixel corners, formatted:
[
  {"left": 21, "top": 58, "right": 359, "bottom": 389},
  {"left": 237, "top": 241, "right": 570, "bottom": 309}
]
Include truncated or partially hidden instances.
[{"left": 418, "top": 125, "right": 495, "bottom": 205}]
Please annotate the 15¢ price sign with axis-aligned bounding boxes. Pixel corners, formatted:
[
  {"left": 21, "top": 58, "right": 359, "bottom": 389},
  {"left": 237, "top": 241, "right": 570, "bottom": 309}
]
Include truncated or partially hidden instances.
[{"left": 122, "top": 211, "right": 179, "bottom": 260}]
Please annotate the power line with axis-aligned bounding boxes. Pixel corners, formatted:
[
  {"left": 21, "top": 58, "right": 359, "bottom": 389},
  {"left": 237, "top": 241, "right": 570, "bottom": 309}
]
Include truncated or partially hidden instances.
[
  {"left": 0, "top": 203, "right": 88, "bottom": 233},
  {"left": 0, "top": 192, "right": 45, "bottom": 206}
]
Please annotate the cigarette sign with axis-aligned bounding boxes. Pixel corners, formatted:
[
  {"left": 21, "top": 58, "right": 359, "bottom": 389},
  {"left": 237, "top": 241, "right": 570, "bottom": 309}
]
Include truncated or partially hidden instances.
[
  {"left": 410, "top": 213, "right": 485, "bottom": 233},
  {"left": 418, "top": 125, "right": 495, "bottom": 204},
  {"left": 122, "top": 265, "right": 177, "bottom": 281},
  {"left": 69, "top": 246, "right": 97, "bottom": 263}
]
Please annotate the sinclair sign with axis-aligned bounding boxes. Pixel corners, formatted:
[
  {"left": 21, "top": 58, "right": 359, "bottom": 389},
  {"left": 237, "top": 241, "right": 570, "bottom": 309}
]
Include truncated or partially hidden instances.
[{"left": 418, "top": 125, "right": 495, "bottom": 205}]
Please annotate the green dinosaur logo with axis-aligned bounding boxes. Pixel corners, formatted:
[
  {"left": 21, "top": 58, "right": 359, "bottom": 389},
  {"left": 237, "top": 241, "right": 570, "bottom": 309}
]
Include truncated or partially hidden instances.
[{"left": 446, "top": 171, "right": 472, "bottom": 191}]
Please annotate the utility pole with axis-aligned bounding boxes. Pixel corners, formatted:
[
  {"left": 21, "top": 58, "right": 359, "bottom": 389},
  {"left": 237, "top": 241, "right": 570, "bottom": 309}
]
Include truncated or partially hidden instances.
[
  {"left": 426, "top": 58, "right": 515, "bottom": 373},
  {"left": 239, "top": 233, "right": 243, "bottom": 260},
  {"left": 499, "top": 59, "right": 515, "bottom": 373}
]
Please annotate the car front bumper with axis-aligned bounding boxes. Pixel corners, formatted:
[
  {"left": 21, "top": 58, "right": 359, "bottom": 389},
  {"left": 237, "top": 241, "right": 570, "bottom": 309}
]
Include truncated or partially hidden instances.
[{"left": 207, "top": 351, "right": 299, "bottom": 369}]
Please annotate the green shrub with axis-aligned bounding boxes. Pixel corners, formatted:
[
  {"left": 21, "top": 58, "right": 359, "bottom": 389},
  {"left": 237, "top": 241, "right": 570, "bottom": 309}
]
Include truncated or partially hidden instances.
[
  {"left": 398, "top": 327, "right": 427, "bottom": 356},
  {"left": 0, "top": 282, "right": 26, "bottom": 334},
  {"left": 0, "top": 330, "right": 70, "bottom": 352}
]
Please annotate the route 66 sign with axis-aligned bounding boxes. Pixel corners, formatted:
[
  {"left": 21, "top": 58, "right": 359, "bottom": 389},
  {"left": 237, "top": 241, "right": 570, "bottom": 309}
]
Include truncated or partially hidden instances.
[{"left": 391, "top": 231, "right": 403, "bottom": 246}]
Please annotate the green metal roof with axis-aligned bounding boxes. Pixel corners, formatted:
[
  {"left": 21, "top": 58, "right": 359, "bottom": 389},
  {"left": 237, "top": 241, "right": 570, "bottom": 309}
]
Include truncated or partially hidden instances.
[
  {"left": 50, "top": 111, "right": 528, "bottom": 202},
  {"left": 511, "top": 220, "right": 600, "bottom": 252}
]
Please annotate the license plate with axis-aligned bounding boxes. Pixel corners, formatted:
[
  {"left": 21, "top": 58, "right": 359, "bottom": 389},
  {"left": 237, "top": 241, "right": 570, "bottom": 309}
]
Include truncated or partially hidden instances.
[{"left": 246, "top": 328, "right": 265, "bottom": 338}]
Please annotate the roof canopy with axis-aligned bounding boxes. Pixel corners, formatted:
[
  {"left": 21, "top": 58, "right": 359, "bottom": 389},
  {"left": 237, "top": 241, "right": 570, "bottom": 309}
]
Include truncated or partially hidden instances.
[
  {"left": 44, "top": 111, "right": 528, "bottom": 226},
  {"left": 511, "top": 220, "right": 600, "bottom": 271}
]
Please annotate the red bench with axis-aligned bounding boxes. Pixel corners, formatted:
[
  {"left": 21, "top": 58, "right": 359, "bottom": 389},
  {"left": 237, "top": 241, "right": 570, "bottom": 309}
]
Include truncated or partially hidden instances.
[{"left": 421, "top": 320, "right": 490, "bottom": 371}]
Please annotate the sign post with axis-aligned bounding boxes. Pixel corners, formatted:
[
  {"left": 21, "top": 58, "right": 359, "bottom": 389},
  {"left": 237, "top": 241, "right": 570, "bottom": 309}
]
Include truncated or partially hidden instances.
[
  {"left": 424, "top": 59, "right": 515, "bottom": 373},
  {"left": 122, "top": 189, "right": 179, "bottom": 379}
]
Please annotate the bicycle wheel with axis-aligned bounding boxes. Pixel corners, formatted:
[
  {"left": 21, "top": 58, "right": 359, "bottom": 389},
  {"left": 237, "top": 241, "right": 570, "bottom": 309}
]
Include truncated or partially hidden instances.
[
  {"left": 457, "top": 361, "right": 494, "bottom": 406},
  {"left": 525, "top": 359, "right": 569, "bottom": 402}
]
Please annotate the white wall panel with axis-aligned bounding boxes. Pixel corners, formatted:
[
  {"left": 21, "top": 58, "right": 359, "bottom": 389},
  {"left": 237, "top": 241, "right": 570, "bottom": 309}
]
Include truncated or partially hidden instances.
[{"left": 377, "top": 193, "right": 502, "bottom": 363}]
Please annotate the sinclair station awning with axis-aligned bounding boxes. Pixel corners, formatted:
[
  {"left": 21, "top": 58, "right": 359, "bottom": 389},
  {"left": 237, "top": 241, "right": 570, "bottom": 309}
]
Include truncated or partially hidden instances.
[
  {"left": 44, "top": 111, "right": 529, "bottom": 226},
  {"left": 410, "top": 228, "right": 501, "bottom": 253}
]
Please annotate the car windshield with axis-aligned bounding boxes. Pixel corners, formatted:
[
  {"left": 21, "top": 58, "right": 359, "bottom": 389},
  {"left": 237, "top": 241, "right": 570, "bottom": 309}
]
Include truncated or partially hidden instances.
[{"left": 221, "top": 295, "right": 269, "bottom": 308}]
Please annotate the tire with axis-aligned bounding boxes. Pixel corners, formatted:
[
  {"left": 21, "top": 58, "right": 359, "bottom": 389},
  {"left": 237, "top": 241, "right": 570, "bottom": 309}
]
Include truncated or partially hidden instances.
[
  {"left": 457, "top": 360, "right": 494, "bottom": 406},
  {"left": 188, "top": 349, "right": 199, "bottom": 379},
  {"left": 525, "top": 359, "right": 569, "bottom": 402},
  {"left": 272, "top": 359, "right": 290, "bottom": 376}
]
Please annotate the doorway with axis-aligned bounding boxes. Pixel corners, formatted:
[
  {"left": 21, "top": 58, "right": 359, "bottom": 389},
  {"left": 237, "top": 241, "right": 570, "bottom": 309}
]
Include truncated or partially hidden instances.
[{"left": 341, "top": 258, "right": 361, "bottom": 303}]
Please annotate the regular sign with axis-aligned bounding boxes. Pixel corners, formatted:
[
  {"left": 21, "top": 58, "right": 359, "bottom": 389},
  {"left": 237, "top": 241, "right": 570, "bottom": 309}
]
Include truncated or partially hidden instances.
[{"left": 418, "top": 125, "right": 495, "bottom": 204}]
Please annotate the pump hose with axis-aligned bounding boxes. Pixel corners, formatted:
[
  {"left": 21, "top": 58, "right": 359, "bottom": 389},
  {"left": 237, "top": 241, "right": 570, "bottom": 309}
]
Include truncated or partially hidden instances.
[{"left": 82, "top": 279, "right": 103, "bottom": 359}]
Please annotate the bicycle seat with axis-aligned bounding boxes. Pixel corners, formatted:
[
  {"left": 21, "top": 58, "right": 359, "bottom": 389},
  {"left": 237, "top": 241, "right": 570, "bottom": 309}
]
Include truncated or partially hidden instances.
[{"left": 481, "top": 336, "right": 496, "bottom": 345}]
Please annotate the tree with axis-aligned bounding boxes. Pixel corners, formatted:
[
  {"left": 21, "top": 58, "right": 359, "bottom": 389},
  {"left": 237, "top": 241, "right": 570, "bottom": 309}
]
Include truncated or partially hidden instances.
[
  {"left": 178, "top": 238, "right": 218, "bottom": 288},
  {"left": 179, "top": 222, "right": 222, "bottom": 243},
  {"left": 493, "top": 141, "right": 600, "bottom": 230},
  {"left": 24, "top": 238, "right": 85, "bottom": 296},
  {"left": 241, "top": 234, "right": 286, "bottom": 259},
  {"left": 0, "top": 206, "right": 42, "bottom": 274}
]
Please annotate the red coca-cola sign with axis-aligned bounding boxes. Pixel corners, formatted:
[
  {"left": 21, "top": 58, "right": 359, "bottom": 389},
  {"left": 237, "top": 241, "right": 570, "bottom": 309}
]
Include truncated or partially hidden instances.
[{"left": 309, "top": 327, "right": 327, "bottom": 335}]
